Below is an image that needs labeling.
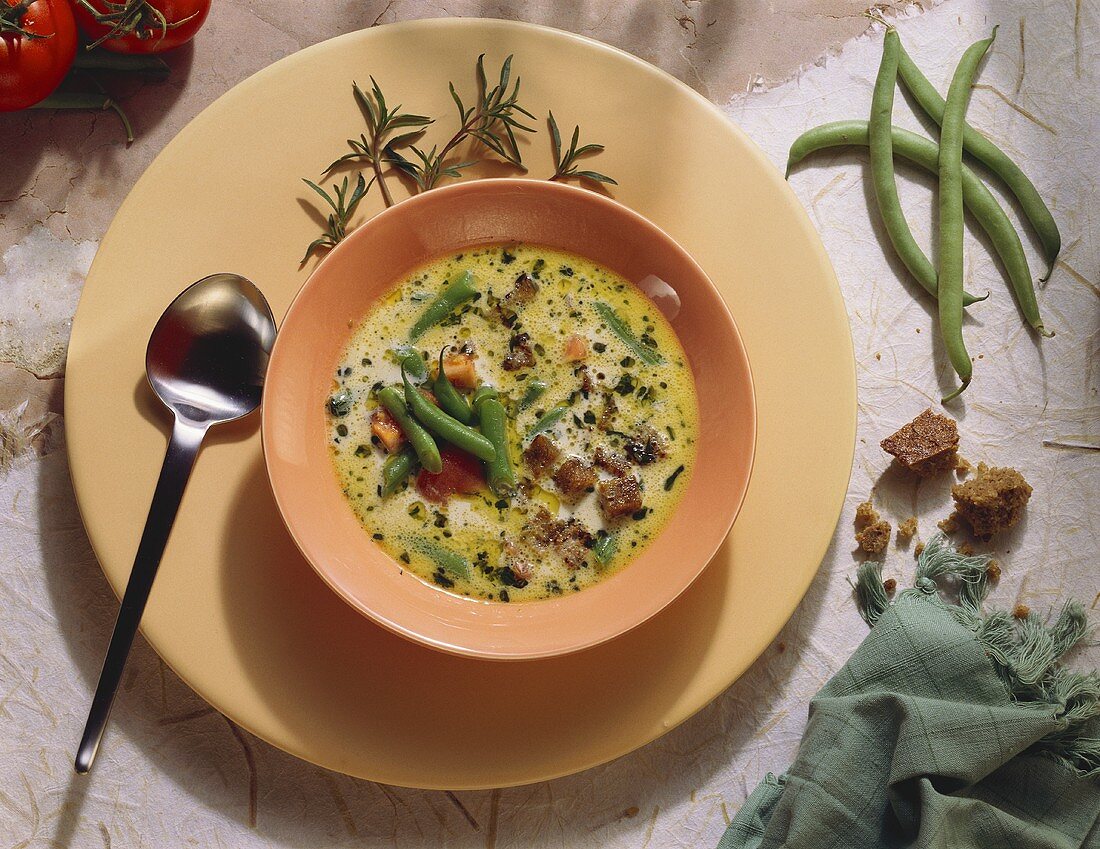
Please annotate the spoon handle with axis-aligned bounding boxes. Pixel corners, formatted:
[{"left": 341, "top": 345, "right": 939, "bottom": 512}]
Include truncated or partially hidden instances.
[{"left": 75, "top": 416, "right": 208, "bottom": 774}]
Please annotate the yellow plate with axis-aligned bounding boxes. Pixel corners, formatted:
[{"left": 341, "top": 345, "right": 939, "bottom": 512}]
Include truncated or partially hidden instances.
[{"left": 66, "top": 19, "right": 854, "bottom": 789}]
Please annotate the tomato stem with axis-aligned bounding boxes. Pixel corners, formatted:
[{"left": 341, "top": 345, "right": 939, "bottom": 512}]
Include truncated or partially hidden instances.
[
  {"left": 76, "top": 0, "right": 198, "bottom": 48},
  {"left": 30, "top": 92, "right": 134, "bottom": 144},
  {"left": 0, "top": 0, "right": 51, "bottom": 38}
]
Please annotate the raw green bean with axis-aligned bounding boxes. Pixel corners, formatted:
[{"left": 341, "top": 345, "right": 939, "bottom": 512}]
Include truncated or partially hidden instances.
[
  {"left": 410, "top": 536, "right": 469, "bottom": 578},
  {"left": 526, "top": 405, "right": 569, "bottom": 440},
  {"left": 391, "top": 346, "right": 427, "bottom": 379},
  {"left": 381, "top": 445, "right": 418, "bottom": 496},
  {"left": 786, "top": 121, "right": 1050, "bottom": 335},
  {"left": 377, "top": 386, "right": 442, "bottom": 474},
  {"left": 519, "top": 378, "right": 548, "bottom": 410},
  {"left": 471, "top": 384, "right": 499, "bottom": 414},
  {"left": 868, "top": 30, "right": 985, "bottom": 309},
  {"left": 402, "top": 369, "right": 497, "bottom": 462},
  {"left": 477, "top": 398, "right": 516, "bottom": 497},
  {"left": 433, "top": 349, "right": 473, "bottom": 423},
  {"left": 939, "top": 30, "right": 996, "bottom": 402},
  {"left": 593, "top": 302, "right": 663, "bottom": 365},
  {"left": 408, "top": 270, "right": 477, "bottom": 341},
  {"left": 898, "top": 42, "right": 1060, "bottom": 280},
  {"left": 593, "top": 533, "right": 617, "bottom": 566}
]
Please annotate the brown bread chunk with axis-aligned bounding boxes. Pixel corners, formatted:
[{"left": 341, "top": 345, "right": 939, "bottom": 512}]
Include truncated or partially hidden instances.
[
  {"left": 881, "top": 409, "right": 959, "bottom": 476},
  {"left": 594, "top": 447, "right": 631, "bottom": 478},
  {"left": 552, "top": 457, "right": 598, "bottom": 498},
  {"left": 856, "top": 520, "right": 891, "bottom": 556},
  {"left": 598, "top": 476, "right": 643, "bottom": 519},
  {"left": 951, "top": 463, "right": 1032, "bottom": 537},
  {"left": 897, "top": 517, "right": 917, "bottom": 540},
  {"left": 522, "top": 434, "right": 560, "bottom": 477}
]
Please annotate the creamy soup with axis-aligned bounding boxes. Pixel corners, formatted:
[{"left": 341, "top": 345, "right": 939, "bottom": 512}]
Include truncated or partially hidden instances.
[{"left": 328, "top": 244, "right": 698, "bottom": 602}]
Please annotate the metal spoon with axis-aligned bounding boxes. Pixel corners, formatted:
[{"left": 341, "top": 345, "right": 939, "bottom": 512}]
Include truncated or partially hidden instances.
[{"left": 75, "top": 273, "right": 276, "bottom": 774}]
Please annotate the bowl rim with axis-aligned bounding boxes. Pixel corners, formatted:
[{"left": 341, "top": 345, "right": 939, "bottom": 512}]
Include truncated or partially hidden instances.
[{"left": 261, "top": 177, "right": 757, "bottom": 660}]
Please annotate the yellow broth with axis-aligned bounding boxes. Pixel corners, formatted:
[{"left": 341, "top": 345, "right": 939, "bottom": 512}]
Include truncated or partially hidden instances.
[{"left": 329, "top": 244, "right": 698, "bottom": 602}]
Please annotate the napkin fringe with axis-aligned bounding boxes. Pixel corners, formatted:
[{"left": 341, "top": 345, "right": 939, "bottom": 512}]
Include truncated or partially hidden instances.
[{"left": 855, "top": 534, "right": 1100, "bottom": 777}]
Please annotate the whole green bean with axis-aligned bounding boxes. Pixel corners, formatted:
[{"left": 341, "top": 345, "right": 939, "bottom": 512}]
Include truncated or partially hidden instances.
[
  {"left": 898, "top": 43, "right": 1060, "bottom": 280},
  {"left": 868, "top": 30, "right": 985, "bottom": 309},
  {"left": 402, "top": 369, "right": 497, "bottom": 462},
  {"left": 433, "top": 349, "right": 473, "bottom": 423},
  {"left": 381, "top": 445, "right": 418, "bottom": 496},
  {"left": 526, "top": 405, "right": 569, "bottom": 440},
  {"left": 376, "top": 386, "right": 442, "bottom": 474},
  {"left": 939, "top": 30, "right": 996, "bottom": 402},
  {"left": 408, "top": 270, "right": 477, "bottom": 341},
  {"left": 477, "top": 398, "right": 516, "bottom": 497},
  {"left": 787, "top": 121, "right": 1050, "bottom": 335},
  {"left": 519, "top": 378, "right": 548, "bottom": 410},
  {"left": 593, "top": 302, "right": 663, "bottom": 365}
]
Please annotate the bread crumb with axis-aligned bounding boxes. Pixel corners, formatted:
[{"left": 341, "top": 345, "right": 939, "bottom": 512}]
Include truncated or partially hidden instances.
[
  {"left": 875, "top": 352, "right": 881, "bottom": 361},
  {"left": 955, "top": 455, "right": 972, "bottom": 475},
  {"left": 881, "top": 409, "right": 960, "bottom": 477},
  {"left": 959, "top": 542, "right": 975, "bottom": 556},
  {"left": 897, "top": 517, "right": 917, "bottom": 540},
  {"left": 986, "top": 561, "right": 1001, "bottom": 582},
  {"left": 951, "top": 464, "right": 1032, "bottom": 538},
  {"left": 938, "top": 513, "right": 960, "bottom": 534},
  {"left": 914, "top": 541, "right": 925, "bottom": 558},
  {"left": 856, "top": 520, "right": 892, "bottom": 556},
  {"left": 1013, "top": 603, "right": 1030, "bottom": 619},
  {"left": 883, "top": 578, "right": 897, "bottom": 594},
  {"left": 855, "top": 500, "right": 879, "bottom": 525}
]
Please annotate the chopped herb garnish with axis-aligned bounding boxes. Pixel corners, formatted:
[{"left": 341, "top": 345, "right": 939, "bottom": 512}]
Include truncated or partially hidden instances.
[{"left": 664, "top": 465, "right": 686, "bottom": 491}]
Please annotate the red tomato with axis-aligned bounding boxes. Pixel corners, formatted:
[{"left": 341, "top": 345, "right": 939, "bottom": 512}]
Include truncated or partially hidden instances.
[
  {"left": 417, "top": 445, "right": 485, "bottom": 503},
  {"left": 72, "top": 0, "right": 209, "bottom": 54},
  {"left": 0, "top": 0, "right": 77, "bottom": 111}
]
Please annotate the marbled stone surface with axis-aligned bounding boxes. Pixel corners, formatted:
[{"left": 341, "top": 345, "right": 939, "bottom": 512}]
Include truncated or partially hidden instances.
[{"left": 1, "top": 1, "right": 1097, "bottom": 847}]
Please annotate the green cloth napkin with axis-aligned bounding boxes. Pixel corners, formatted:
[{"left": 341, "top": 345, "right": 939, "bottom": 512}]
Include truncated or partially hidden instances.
[{"left": 719, "top": 535, "right": 1100, "bottom": 849}]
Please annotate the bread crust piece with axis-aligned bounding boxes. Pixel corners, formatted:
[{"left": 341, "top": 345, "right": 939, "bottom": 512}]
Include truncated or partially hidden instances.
[
  {"left": 951, "top": 463, "right": 1032, "bottom": 537},
  {"left": 881, "top": 409, "right": 959, "bottom": 476}
]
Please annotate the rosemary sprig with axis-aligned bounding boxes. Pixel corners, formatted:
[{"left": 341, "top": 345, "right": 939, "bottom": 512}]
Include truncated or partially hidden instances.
[
  {"left": 547, "top": 111, "right": 617, "bottom": 185},
  {"left": 326, "top": 77, "right": 432, "bottom": 207},
  {"left": 300, "top": 173, "right": 372, "bottom": 263},
  {"left": 392, "top": 54, "right": 536, "bottom": 191}
]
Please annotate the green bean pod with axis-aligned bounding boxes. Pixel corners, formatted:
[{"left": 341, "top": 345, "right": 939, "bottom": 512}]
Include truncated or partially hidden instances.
[
  {"left": 381, "top": 445, "right": 418, "bottom": 497},
  {"left": 593, "top": 302, "right": 663, "bottom": 365},
  {"left": 471, "top": 384, "right": 499, "bottom": 414},
  {"left": 526, "top": 405, "right": 569, "bottom": 440},
  {"left": 377, "top": 386, "right": 442, "bottom": 474},
  {"left": 402, "top": 369, "right": 497, "bottom": 462},
  {"left": 939, "top": 30, "right": 996, "bottom": 402},
  {"left": 411, "top": 536, "right": 470, "bottom": 578},
  {"left": 392, "top": 346, "right": 427, "bottom": 379},
  {"left": 867, "top": 30, "right": 985, "bottom": 309},
  {"left": 477, "top": 398, "right": 517, "bottom": 497},
  {"left": 898, "top": 43, "right": 1060, "bottom": 280},
  {"left": 519, "top": 378, "right": 548, "bottom": 410},
  {"left": 593, "top": 533, "right": 617, "bottom": 566},
  {"left": 787, "top": 121, "right": 1050, "bottom": 336},
  {"left": 433, "top": 349, "right": 473, "bottom": 423},
  {"left": 408, "top": 270, "right": 478, "bottom": 341}
]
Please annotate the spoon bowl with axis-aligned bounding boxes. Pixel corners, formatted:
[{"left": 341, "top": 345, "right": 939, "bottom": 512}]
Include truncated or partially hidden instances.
[{"left": 146, "top": 273, "right": 276, "bottom": 425}]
